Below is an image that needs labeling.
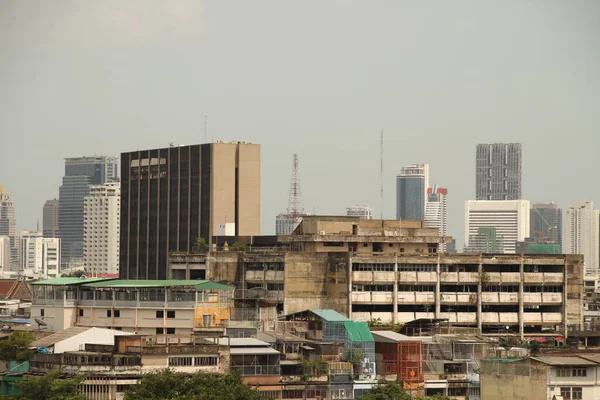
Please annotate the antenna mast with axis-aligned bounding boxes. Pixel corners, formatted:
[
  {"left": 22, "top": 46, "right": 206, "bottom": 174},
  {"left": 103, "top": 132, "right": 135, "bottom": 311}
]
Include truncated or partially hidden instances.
[
  {"left": 287, "top": 153, "right": 302, "bottom": 217},
  {"left": 380, "top": 130, "right": 384, "bottom": 219}
]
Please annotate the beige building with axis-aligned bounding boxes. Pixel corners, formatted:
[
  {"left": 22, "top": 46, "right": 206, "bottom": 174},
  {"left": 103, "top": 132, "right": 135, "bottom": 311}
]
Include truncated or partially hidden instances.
[{"left": 170, "top": 216, "right": 584, "bottom": 339}]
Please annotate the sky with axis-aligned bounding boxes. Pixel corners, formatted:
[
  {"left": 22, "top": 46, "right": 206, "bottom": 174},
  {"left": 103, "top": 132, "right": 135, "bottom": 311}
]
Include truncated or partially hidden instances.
[{"left": 1, "top": 1, "right": 599, "bottom": 247}]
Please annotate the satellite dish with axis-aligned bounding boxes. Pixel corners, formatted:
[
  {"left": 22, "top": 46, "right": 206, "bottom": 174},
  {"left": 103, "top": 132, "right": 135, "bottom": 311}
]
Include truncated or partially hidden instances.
[{"left": 35, "top": 318, "right": 47, "bottom": 326}]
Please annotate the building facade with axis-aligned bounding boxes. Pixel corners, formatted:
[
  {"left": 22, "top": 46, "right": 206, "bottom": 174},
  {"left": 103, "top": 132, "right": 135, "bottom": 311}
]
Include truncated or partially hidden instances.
[
  {"left": 84, "top": 182, "right": 120, "bottom": 275},
  {"left": 346, "top": 205, "right": 373, "bottom": 220},
  {"left": 42, "top": 198, "right": 60, "bottom": 238},
  {"left": 0, "top": 236, "right": 10, "bottom": 276},
  {"left": 424, "top": 187, "right": 447, "bottom": 252},
  {"left": 59, "top": 156, "right": 119, "bottom": 268},
  {"left": 120, "top": 142, "right": 260, "bottom": 280},
  {"left": 464, "top": 200, "right": 530, "bottom": 254},
  {"left": 396, "top": 164, "right": 429, "bottom": 221},
  {"left": 0, "top": 184, "right": 17, "bottom": 271},
  {"left": 275, "top": 213, "right": 304, "bottom": 235},
  {"left": 565, "top": 201, "right": 600, "bottom": 277},
  {"left": 530, "top": 202, "right": 562, "bottom": 251},
  {"left": 475, "top": 143, "right": 522, "bottom": 201},
  {"left": 19, "top": 230, "right": 61, "bottom": 279}
]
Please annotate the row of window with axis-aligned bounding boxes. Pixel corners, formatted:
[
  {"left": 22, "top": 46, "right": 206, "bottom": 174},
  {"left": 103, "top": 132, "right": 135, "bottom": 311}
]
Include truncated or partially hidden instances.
[
  {"left": 75, "top": 310, "right": 178, "bottom": 319},
  {"left": 556, "top": 368, "right": 586, "bottom": 377},
  {"left": 168, "top": 356, "right": 218, "bottom": 367}
]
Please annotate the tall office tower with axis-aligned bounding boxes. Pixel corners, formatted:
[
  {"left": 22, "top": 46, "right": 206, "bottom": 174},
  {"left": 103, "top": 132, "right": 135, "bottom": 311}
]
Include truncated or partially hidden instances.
[
  {"left": 475, "top": 143, "right": 522, "bottom": 200},
  {"left": 424, "top": 186, "right": 448, "bottom": 251},
  {"left": 396, "top": 164, "right": 429, "bottom": 220},
  {"left": 19, "top": 230, "right": 61, "bottom": 279},
  {"left": 59, "top": 156, "right": 118, "bottom": 268},
  {"left": 565, "top": 202, "right": 599, "bottom": 276},
  {"left": 120, "top": 142, "right": 260, "bottom": 279},
  {"left": 465, "top": 200, "right": 530, "bottom": 254},
  {"left": 0, "top": 184, "right": 17, "bottom": 270},
  {"left": 530, "top": 203, "right": 563, "bottom": 251},
  {"left": 0, "top": 236, "right": 10, "bottom": 276},
  {"left": 42, "top": 199, "right": 60, "bottom": 238},
  {"left": 84, "top": 182, "right": 120, "bottom": 275},
  {"left": 346, "top": 205, "right": 373, "bottom": 220},
  {"left": 276, "top": 213, "right": 303, "bottom": 235}
]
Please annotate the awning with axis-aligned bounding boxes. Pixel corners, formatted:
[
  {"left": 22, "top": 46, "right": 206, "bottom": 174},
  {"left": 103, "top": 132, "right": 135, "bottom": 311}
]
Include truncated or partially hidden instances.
[{"left": 230, "top": 347, "right": 280, "bottom": 355}]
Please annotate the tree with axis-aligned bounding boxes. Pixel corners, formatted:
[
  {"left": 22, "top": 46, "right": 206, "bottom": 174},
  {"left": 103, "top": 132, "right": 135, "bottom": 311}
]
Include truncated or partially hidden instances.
[
  {"left": 124, "top": 369, "right": 266, "bottom": 400},
  {"left": 355, "top": 382, "right": 412, "bottom": 400},
  {"left": 0, "top": 331, "right": 35, "bottom": 362},
  {"left": 16, "top": 371, "right": 86, "bottom": 400},
  {"left": 194, "top": 237, "right": 209, "bottom": 252},
  {"left": 231, "top": 242, "right": 249, "bottom": 252}
]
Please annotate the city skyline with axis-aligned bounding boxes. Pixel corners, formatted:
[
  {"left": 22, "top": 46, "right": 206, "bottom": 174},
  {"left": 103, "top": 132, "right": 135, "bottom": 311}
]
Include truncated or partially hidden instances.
[{"left": 2, "top": 2, "right": 599, "bottom": 250}]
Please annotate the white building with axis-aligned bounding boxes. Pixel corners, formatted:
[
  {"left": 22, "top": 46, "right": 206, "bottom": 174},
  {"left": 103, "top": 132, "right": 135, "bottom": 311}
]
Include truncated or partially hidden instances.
[
  {"left": 84, "top": 182, "right": 120, "bottom": 275},
  {"left": 19, "top": 230, "right": 61, "bottom": 279},
  {"left": 0, "top": 236, "right": 10, "bottom": 276},
  {"left": 464, "top": 200, "right": 530, "bottom": 254},
  {"left": 424, "top": 187, "right": 447, "bottom": 252},
  {"left": 565, "top": 201, "right": 599, "bottom": 277},
  {"left": 346, "top": 205, "right": 373, "bottom": 220}
]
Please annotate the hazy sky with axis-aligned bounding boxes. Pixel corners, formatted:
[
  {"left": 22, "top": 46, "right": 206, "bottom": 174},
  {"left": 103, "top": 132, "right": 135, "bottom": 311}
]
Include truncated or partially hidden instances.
[{"left": 1, "top": 1, "right": 599, "bottom": 246}]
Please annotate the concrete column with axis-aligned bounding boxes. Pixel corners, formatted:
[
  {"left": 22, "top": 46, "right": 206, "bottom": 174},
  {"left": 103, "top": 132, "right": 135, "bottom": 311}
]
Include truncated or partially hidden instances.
[
  {"left": 393, "top": 255, "right": 398, "bottom": 324},
  {"left": 477, "top": 258, "right": 483, "bottom": 334},
  {"left": 348, "top": 256, "right": 353, "bottom": 320},
  {"left": 519, "top": 255, "right": 524, "bottom": 340},
  {"left": 563, "top": 256, "right": 568, "bottom": 340},
  {"left": 435, "top": 254, "right": 441, "bottom": 318}
]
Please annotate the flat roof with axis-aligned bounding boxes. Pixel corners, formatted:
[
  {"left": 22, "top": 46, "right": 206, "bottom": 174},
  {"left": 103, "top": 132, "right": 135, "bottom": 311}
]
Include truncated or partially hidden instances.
[
  {"left": 531, "top": 356, "right": 599, "bottom": 366},
  {"left": 230, "top": 347, "right": 280, "bottom": 355},
  {"left": 371, "top": 331, "right": 430, "bottom": 343},
  {"left": 32, "top": 278, "right": 114, "bottom": 286},
  {"left": 79, "top": 280, "right": 232, "bottom": 290}
]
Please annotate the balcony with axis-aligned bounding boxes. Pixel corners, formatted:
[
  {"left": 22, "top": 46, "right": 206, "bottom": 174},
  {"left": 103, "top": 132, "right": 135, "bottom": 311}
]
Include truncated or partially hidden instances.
[
  {"left": 523, "top": 272, "right": 563, "bottom": 283},
  {"left": 440, "top": 293, "right": 475, "bottom": 304},
  {"left": 351, "top": 292, "right": 393, "bottom": 304},
  {"left": 481, "top": 293, "right": 519, "bottom": 304}
]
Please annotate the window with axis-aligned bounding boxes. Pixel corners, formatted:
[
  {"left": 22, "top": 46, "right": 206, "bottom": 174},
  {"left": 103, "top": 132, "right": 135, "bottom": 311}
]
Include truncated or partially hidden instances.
[
  {"left": 561, "top": 387, "right": 583, "bottom": 400},
  {"left": 267, "top": 283, "right": 284, "bottom": 291},
  {"left": 558, "top": 368, "right": 587, "bottom": 377},
  {"left": 573, "top": 368, "right": 587, "bottom": 377},
  {"left": 40, "top": 309, "right": 44, "bottom": 317},
  {"left": 114, "top": 327, "right": 122, "bottom": 331},
  {"left": 156, "top": 310, "right": 164, "bottom": 318},
  {"left": 194, "top": 356, "right": 218, "bottom": 366},
  {"left": 169, "top": 357, "right": 192, "bottom": 366},
  {"left": 114, "top": 310, "right": 120, "bottom": 318},
  {"left": 156, "top": 328, "right": 164, "bottom": 334},
  {"left": 166, "top": 328, "right": 175, "bottom": 335},
  {"left": 79, "top": 309, "right": 84, "bottom": 317},
  {"left": 167, "top": 311, "right": 176, "bottom": 319}
]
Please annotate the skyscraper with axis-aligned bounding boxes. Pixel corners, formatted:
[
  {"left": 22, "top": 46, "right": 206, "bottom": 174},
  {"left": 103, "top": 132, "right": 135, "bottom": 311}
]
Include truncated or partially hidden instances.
[
  {"left": 84, "top": 182, "right": 120, "bottom": 275},
  {"left": 59, "top": 156, "right": 118, "bottom": 268},
  {"left": 476, "top": 143, "right": 522, "bottom": 200},
  {"left": 565, "top": 202, "right": 599, "bottom": 276},
  {"left": 346, "top": 205, "right": 373, "bottom": 220},
  {"left": 19, "top": 230, "right": 61, "bottom": 279},
  {"left": 0, "top": 184, "right": 17, "bottom": 270},
  {"left": 0, "top": 236, "right": 10, "bottom": 276},
  {"left": 424, "top": 186, "right": 448, "bottom": 251},
  {"left": 396, "top": 164, "right": 429, "bottom": 220},
  {"left": 530, "top": 203, "right": 563, "bottom": 251},
  {"left": 120, "top": 142, "right": 260, "bottom": 279},
  {"left": 42, "top": 199, "right": 60, "bottom": 238},
  {"left": 465, "top": 200, "right": 530, "bottom": 254}
]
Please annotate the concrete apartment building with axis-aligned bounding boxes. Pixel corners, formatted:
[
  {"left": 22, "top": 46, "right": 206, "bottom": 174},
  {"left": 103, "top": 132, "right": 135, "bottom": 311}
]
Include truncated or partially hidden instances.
[
  {"left": 464, "top": 200, "right": 530, "bottom": 254},
  {"left": 29, "top": 278, "right": 233, "bottom": 335},
  {"left": 481, "top": 354, "right": 600, "bottom": 400},
  {"left": 566, "top": 201, "right": 600, "bottom": 277},
  {"left": 170, "top": 216, "right": 584, "bottom": 339},
  {"left": 475, "top": 143, "right": 522, "bottom": 201},
  {"left": 84, "top": 182, "right": 120, "bottom": 275},
  {"left": 396, "top": 164, "right": 429, "bottom": 220},
  {"left": 120, "top": 141, "right": 260, "bottom": 280},
  {"left": 19, "top": 230, "right": 61, "bottom": 279},
  {"left": 42, "top": 198, "right": 60, "bottom": 238}
]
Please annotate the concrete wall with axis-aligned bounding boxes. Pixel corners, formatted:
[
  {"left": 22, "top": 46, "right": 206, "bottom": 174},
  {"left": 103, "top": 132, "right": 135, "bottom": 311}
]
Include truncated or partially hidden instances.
[
  {"left": 565, "top": 254, "right": 585, "bottom": 330},
  {"left": 480, "top": 359, "right": 547, "bottom": 400},
  {"left": 31, "top": 305, "right": 76, "bottom": 332}
]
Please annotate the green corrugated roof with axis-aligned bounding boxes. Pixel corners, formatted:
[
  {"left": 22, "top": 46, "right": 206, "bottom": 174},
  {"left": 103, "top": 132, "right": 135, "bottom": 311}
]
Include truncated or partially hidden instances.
[
  {"left": 31, "top": 278, "right": 115, "bottom": 286},
  {"left": 310, "top": 309, "right": 351, "bottom": 322},
  {"left": 344, "top": 321, "right": 374, "bottom": 342},
  {"left": 79, "top": 280, "right": 232, "bottom": 290}
]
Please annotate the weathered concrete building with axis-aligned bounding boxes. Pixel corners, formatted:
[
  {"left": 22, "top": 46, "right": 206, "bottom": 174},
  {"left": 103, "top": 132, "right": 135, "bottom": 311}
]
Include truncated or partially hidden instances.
[{"left": 169, "top": 216, "right": 584, "bottom": 339}]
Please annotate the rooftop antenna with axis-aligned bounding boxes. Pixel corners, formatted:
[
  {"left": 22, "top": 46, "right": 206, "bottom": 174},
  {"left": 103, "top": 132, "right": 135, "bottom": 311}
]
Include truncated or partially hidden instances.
[
  {"left": 380, "top": 129, "right": 384, "bottom": 220},
  {"left": 287, "top": 153, "right": 302, "bottom": 217}
]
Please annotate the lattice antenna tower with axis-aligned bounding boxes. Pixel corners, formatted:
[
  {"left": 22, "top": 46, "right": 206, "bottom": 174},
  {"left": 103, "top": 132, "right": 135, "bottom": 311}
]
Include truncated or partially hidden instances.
[
  {"left": 380, "top": 129, "right": 384, "bottom": 219},
  {"left": 287, "top": 153, "right": 302, "bottom": 216}
]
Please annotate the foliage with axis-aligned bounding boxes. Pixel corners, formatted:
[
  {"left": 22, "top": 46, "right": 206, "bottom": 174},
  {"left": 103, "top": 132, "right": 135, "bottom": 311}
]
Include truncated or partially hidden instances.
[
  {"left": 123, "top": 369, "right": 266, "bottom": 400},
  {"left": 299, "top": 358, "right": 328, "bottom": 380},
  {"left": 194, "top": 237, "right": 209, "bottom": 252},
  {"left": 499, "top": 337, "right": 521, "bottom": 351},
  {"left": 231, "top": 242, "right": 249, "bottom": 252},
  {"left": 61, "top": 270, "right": 85, "bottom": 278},
  {"left": 356, "top": 383, "right": 457, "bottom": 400},
  {"left": 477, "top": 271, "right": 491, "bottom": 287},
  {"left": 0, "top": 332, "right": 35, "bottom": 362},
  {"left": 391, "top": 323, "right": 404, "bottom": 333},
  {"left": 349, "top": 348, "right": 365, "bottom": 367},
  {"left": 16, "top": 371, "right": 86, "bottom": 400},
  {"left": 368, "top": 317, "right": 383, "bottom": 328},
  {"left": 525, "top": 339, "right": 541, "bottom": 354}
]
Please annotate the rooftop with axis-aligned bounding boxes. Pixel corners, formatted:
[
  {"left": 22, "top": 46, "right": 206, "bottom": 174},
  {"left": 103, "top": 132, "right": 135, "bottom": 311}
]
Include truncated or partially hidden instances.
[
  {"left": 32, "top": 279, "right": 232, "bottom": 290},
  {"left": 32, "top": 277, "right": 113, "bottom": 286}
]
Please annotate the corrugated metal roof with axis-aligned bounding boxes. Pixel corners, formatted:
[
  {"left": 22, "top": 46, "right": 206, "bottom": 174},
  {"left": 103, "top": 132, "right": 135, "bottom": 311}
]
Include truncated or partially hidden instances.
[
  {"left": 343, "top": 321, "right": 374, "bottom": 342},
  {"left": 31, "top": 278, "right": 114, "bottom": 286},
  {"left": 579, "top": 354, "right": 600, "bottom": 364},
  {"left": 209, "top": 338, "right": 271, "bottom": 347},
  {"left": 31, "top": 326, "right": 92, "bottom": 347},
  {"left": 230, "top": 347, "right": 280, "bottom": 355},
  {"left": 78, "top": 280, "right": 232, "bottom": 290},
  {"left": 310, "top": 309, "right": 350, "bottom": 322},
  {"left": 371, "top": 331, "right": 427, "bottom": 343},
  {"left": 531, "top": 356, "right": 599, "bottom": 366}
]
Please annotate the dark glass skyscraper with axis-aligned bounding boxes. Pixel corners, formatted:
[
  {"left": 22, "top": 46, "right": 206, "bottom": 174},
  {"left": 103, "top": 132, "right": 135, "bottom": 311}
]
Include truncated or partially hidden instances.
[
  {"left": 59, "top": 156, "right": 118, "bottom": 267},
  {"left": 476, "top": 143, "right": 522, "bottom": 200},
  {"left": 530, "top": 203, "right": 563, "bottom": 251},
  {"left": 396, "top": 164, "right": 429, "bottom": 220}
]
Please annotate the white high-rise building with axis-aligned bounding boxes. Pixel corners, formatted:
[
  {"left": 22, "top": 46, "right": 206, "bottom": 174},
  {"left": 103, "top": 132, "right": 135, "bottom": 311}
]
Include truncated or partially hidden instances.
[
  {"left": 465, "top": 200, "right": 530, "bottom": 254},
  {"left": 346, "top": 205, "right": 373, "bottom": 220},
  {"left": 565, "top": 202, "right": 599, "bottom": 276},
  {"left": 19, "top": 230, "right": 61, "bottom": 279},
  {"left": 0, "top": 236, "right": 10, "bottom": 276},
  {"left": 84, "top": 182, "right": 120, "bottom": 275},
  {"left": 424, "top": 187, "right": 448, "bottom": 251}
]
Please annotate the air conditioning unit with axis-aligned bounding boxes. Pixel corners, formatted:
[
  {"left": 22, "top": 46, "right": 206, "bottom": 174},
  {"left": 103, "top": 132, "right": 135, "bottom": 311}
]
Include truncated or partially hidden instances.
[{"left": 319, "top": 231, "right": 326, "bottom": 235}]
